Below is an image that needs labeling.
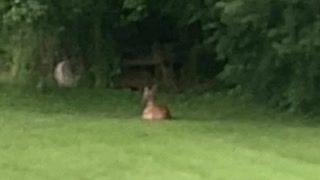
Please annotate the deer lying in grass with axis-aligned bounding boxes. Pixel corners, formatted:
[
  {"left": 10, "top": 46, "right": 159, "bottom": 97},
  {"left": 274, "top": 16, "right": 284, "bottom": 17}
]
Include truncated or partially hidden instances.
[
  {"left": 54, "top": 58, "right": 80, "bottom": 87},
  {"left": 142, "top": 85, "right": 171, "bottom": 120}
]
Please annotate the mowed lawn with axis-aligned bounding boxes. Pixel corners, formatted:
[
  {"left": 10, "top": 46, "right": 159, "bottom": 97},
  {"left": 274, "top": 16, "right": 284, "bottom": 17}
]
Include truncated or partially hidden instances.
[{"left": 0, "top": 86, "right": 320, "bottom": 180}]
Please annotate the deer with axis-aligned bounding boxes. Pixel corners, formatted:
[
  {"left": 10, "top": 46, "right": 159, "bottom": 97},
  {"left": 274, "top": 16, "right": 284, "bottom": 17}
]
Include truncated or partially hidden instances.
[{"left": 141, "top": 85, "right": 171, "bottom": 121}]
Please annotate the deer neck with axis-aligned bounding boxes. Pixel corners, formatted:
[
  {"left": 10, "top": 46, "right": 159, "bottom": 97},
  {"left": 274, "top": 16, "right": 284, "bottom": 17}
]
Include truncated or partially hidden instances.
[{"left": 146, "top": 98, "right": 156, "bottom": 106}]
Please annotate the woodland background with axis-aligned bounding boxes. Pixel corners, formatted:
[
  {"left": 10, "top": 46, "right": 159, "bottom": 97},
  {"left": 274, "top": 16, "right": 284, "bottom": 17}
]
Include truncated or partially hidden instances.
[{"left": 1, "top": 0, "right": 320, "bottom": 112}]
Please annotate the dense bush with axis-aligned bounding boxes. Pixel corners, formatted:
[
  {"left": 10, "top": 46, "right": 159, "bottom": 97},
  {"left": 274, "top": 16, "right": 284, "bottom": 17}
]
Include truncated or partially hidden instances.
[{"left": 203, "top": 0, "right": 320, "bottom": 111}]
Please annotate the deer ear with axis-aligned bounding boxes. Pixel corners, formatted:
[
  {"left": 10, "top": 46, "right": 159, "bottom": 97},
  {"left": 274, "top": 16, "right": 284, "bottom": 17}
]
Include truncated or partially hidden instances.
[
  {"left": 143, "top": 86, "right": 150, "bottom": 95},
  {"left": 151, "top": 84, "right": 158, "bottom": 93}
]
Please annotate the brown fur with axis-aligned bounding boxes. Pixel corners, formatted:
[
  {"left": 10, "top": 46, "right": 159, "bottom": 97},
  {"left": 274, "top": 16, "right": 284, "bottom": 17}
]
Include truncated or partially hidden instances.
[{"left": 142, "top": 85, "right": 171, "bottom": 120}]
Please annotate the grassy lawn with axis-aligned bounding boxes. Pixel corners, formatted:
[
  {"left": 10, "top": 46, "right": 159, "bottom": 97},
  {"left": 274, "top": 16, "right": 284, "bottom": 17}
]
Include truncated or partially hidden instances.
[{"left": 0, "top": 86, "right": 320, "bottom": 180}]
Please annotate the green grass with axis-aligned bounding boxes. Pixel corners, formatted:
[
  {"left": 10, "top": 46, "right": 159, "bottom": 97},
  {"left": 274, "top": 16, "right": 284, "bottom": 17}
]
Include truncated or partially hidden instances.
[{"left": 0, "top": 86, "right": 320, "bottom": 180}]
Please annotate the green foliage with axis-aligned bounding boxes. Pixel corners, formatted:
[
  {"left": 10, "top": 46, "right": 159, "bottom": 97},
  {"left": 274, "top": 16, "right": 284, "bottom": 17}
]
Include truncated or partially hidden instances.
[
  {"left": 123, "top": 0, "right": 147, "bottom": 21},
  {"left": 2, "top": 0, "right": 47, "bottom": 30},
  {"left": 1, "top": 0, "right": 320, "bottom": 112},
  {"left": 1, "top": 0, "right": 123, "bottom": 87},
  {"left": 1, "top": 1, "right": 52, "bottom": 84},
  {"left": 197, "top": 0, "right": 320, "bottom": 112}
]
